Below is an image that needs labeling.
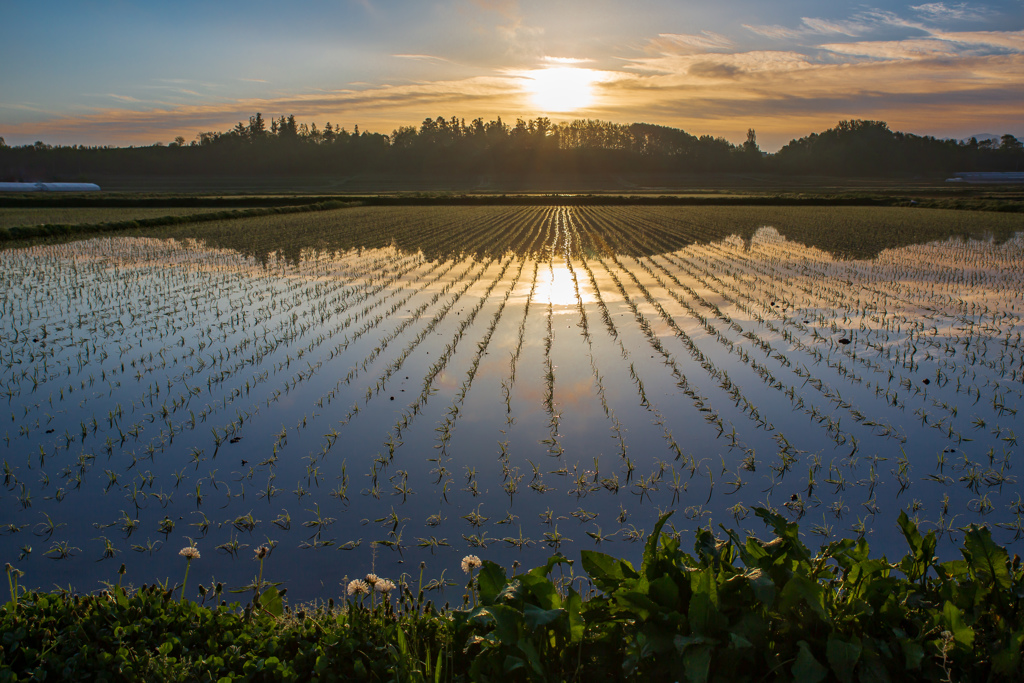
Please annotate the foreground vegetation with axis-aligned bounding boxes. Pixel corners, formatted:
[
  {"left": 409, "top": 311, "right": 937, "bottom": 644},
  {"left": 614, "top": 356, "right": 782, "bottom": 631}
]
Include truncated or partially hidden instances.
[{"left": 2, "top": 511, "right": 1021, "bottom": 681}]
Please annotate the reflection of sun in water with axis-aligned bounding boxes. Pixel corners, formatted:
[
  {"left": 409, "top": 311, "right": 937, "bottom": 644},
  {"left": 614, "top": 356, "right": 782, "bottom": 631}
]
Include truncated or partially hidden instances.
[
  {"left": 526, "top": 67, "right": 597, "bottom": 113},
  {"left": 538, "top": 266, "right": 581, "bottom": 306}
]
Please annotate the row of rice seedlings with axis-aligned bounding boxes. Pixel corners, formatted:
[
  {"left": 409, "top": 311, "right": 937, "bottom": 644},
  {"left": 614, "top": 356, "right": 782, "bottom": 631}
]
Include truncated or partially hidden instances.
[
  {"left": 600, "top": 217, "right": 889, "bottom": 458},
  {"left": 587, "top": 212, "right": 898, "bottom": 514},
  {"left": 593, "top": 205, "right": 1021, "bottom": 539},
  {"left": 0, "top": 215, "right": 475, "bottom": 565},
  {"left": 693, "top": 229, "right": 1017, "bottom": 442},
  {"left": 572, "top": 213, "right": 754, "bottom": 505}
]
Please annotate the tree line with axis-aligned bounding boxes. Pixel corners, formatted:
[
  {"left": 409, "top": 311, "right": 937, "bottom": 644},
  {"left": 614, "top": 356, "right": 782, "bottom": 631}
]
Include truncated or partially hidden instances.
[{"left": 1, "top": 114, "right": 1021, "bottom": 182}]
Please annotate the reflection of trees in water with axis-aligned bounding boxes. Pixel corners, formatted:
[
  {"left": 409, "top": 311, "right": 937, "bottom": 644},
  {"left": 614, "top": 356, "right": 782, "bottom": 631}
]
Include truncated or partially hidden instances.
[{"left": 141, "top": 205, "right": 1023, "bottom": 266}]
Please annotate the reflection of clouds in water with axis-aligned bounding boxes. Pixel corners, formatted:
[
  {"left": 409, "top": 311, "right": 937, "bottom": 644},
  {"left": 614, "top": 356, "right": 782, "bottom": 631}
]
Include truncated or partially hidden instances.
[{"left": 3, "top": 207, "right": 1023, "bottom": 604}]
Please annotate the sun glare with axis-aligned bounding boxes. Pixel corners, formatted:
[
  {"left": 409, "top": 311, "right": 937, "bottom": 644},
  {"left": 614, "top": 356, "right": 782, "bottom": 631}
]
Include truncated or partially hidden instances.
[
  {"left": 525, "top": 67, "right": 597, "bottom": 113},
  {"left": 538, "top": 266, "right": 585, "bottom": 307}
]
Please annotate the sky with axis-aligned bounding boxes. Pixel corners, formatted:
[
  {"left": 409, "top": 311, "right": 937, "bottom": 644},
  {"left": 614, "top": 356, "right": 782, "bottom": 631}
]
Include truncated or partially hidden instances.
[{"left": 2, "top": 0, "right": 1022, "bottom": 151}]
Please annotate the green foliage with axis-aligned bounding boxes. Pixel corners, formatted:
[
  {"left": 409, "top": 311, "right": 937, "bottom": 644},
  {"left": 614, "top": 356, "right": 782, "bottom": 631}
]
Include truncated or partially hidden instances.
[{"left": 2, "top": 512, "right": 1022, "bottom": 681}]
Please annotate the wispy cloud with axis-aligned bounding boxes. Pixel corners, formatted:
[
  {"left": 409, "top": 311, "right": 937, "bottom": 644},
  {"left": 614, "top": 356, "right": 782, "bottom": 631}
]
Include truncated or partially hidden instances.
[
  {"left": 393, "top": 54, "right": 454, "bottom": 63},
  {"left": 470, "top": 0, "right": 542, "bottom": 45},
  {"left": 742, "top": 24, "right": 804, "bottom": 40},
  {"left": 799, "top": 17, "right": 867, "bottom": 36},
  {"left": 911, "top": 3, "right": 990, "bottom": 22},
  {"left": 656, "top": 31, "right": 733, "bottom": 52}
]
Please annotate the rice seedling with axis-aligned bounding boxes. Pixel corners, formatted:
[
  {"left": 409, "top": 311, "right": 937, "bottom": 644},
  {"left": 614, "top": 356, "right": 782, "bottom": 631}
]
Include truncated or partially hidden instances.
[{"left": 0, "top": 203, "right": 1020, "bottom": 602}]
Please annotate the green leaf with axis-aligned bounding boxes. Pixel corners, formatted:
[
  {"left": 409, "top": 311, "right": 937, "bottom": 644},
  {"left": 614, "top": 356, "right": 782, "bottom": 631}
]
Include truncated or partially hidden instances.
[
  {"left": 581, "top": 550, "right": 638, "bottom": 590},
  {"left": 992, "top": 628, "right": 1024, "bottom": 675},
  {"left": 728, "top": 632, "right": 753, "bottom": 650},
  {"left": 565, "top": 588, "right": 584, "bottom": 643},
  {"left": 900, "top": 639, "right": 924, "bottom": 670},
  {"left": 643, "top": 511, "right": 674, "bottom": 578},
  {"left": 755, "top": 507, "right": 810, "bottom": 563},
  {"left": 688, "top": 592, "right": 726, "bottom": 638},
  {"left": 477, "top": 560, "right": 507, "bottom": 606},
  {"left": 524, "top": 603, "right": 564, "bottom": 629},
  {"left": 258, "top": 586, "right": 284, "bottom": 618},
  {"left": 682, "top": 644, "right": 713, "bottom": 683},
  {"left": 527, "top": 554, "right": 573, "bottom": 580},
  {"left": 649, "top": 574, "right": 679, "bottom": 609},
  {"left": 941, "top": 601, "right": 974, "bottom": 651},
  {"left": 779, "top": 574, "right": 828, "bottom": 623},
  {"left": 897, "top": 511, "right": 938, "bottom": 582},
  {"left": 748, "top": 571, "right": 776, "bottom": 606},
  {"left": 961, "top": 524, "right": 1011, "bottom": 592},
  {"left": 826, "top": 634, "right": 861, "bottom": 683},
  {"left": 474, "top": 605, "right": 522, "bottom": 645},
  {"left": 518, "top": 572, "right": 561, "bottom": 610},
  {"left": 616, "top": 590, "right": 659, "bottom": 619},
  {"left": 792, "top": 641, "right": 828, "bottom": 683},
  {"left": 517, "top": 637, "right": 544, "bottom": 675}
]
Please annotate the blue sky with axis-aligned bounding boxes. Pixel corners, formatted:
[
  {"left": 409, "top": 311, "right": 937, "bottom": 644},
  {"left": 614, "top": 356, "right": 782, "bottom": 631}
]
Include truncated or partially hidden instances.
[{"left": 2, "top": 0, "right": 1022, "bottom": 150}]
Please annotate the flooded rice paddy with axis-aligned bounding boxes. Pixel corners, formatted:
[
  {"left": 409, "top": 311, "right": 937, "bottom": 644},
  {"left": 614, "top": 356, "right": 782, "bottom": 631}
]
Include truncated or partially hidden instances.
[{"left": 1, "top": 205, "right": 1022, "bottom": 602}]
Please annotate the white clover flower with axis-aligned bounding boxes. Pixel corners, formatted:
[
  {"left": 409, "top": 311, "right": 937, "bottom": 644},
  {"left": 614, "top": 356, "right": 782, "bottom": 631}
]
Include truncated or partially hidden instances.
[
  {"left": 375, "top": 578, "right": 396, "bottom": 594},
  {"left": 179, "top": 547, "right": 200, "bottom": 561},
  {"left": 347, "top": 579, "right": 370, "bottom": 596},
  {"left": 254, "top": 545, "right": 269, "bottom": 560},
  {"left": 461, "top": 555, "right": 482, "bottom": 574},
  {"left": 365, "top": 573, "right": 379, "bottom": 586}
]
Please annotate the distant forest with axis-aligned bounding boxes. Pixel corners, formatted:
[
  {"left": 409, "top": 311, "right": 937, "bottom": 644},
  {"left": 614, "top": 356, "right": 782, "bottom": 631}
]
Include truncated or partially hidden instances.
[{"left": 1, "top": 115, "right": 1022, "bottom": 182}]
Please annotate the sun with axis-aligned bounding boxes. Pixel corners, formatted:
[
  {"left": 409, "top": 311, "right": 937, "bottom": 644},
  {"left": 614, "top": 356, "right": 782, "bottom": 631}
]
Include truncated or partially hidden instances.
[
  {"left": 537, "top": 265, "right": 591, "bottom": 307},
  {"left": 525, "top": 67, "right": 597, "bottom": 113}
]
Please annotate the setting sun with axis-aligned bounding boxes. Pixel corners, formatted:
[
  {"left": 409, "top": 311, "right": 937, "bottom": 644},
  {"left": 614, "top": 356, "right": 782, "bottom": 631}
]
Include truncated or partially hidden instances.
[{"left": 525, "top": 67, "right": 597, "bottom": 113}]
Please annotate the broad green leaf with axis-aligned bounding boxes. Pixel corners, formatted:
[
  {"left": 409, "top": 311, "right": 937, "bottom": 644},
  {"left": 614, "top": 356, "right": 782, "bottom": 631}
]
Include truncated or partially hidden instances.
[
  {"left": 518, "top": 572, "right": 561, "bottom": 610},
  {"left": 581, "top": 550, "right": 637, "bottom": 590},
  {"left": 755, "top": 507, "right": 810, "bottom": 563},
  {"left": 729, "top": 632, "right": 753, "bottom": 650},
  {"left": 961, "top": 524, "right": 1011, "bottom": 592},
  {"left": 643, "top": 511, "right": 674, "bottom": 578},
  {"left": 897, "top": 511, "right": 937, "bottom": 582},
  {"left": 258, "top": 586, "right": 283, "bottom": 618},
  {"left": 780, "top": 574, "right": 828, "bottom": 623},
  {"left": 992, "top": 628, "right": 1024, "bottom": 675},
  {"left": 517, "top": 637, "right": 544, "bottom": 675},
  {"left": 941, "top": 601, "right": 975, "bottom": 651},
  {"left": 688, "top": 592, "right": 726, "bottom": 638},
  {"left": 616, "top": 590, "right": 659, "bottom": 619},
  {"left": 527, "top": 553, "right": 573, "bottom": 580},
  {"left": 565, "top": 588, "right": 584, "bottom": 643},
  {"left": 477, "top": 560, "right": 506, "bottom": 606},
  {"left": 900, "top": 639, "right": 924, "bottom": 670},
  {"left": 690, "top": 567, "right": 718, "bottom": 607},
  {"left": 748, "top": 571, "right": 777, "bottom": 606},
  {"left": 523, "top": 603, "right": 564, "bottom": 629},
  {"left": 826, "top": 634, "right": 861, "bottom": 683},
  {"left": 792, "top": 641, "right": 828, "bottom": 683},
  {"left": 682, "top": 644, "right": 713, "bottom": 683},
  {"left": 475, "top": 605, "right": 522, "bottom": 645},
  {"left": 649, "top": 574, "right": 679, "bottom": 609}
]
